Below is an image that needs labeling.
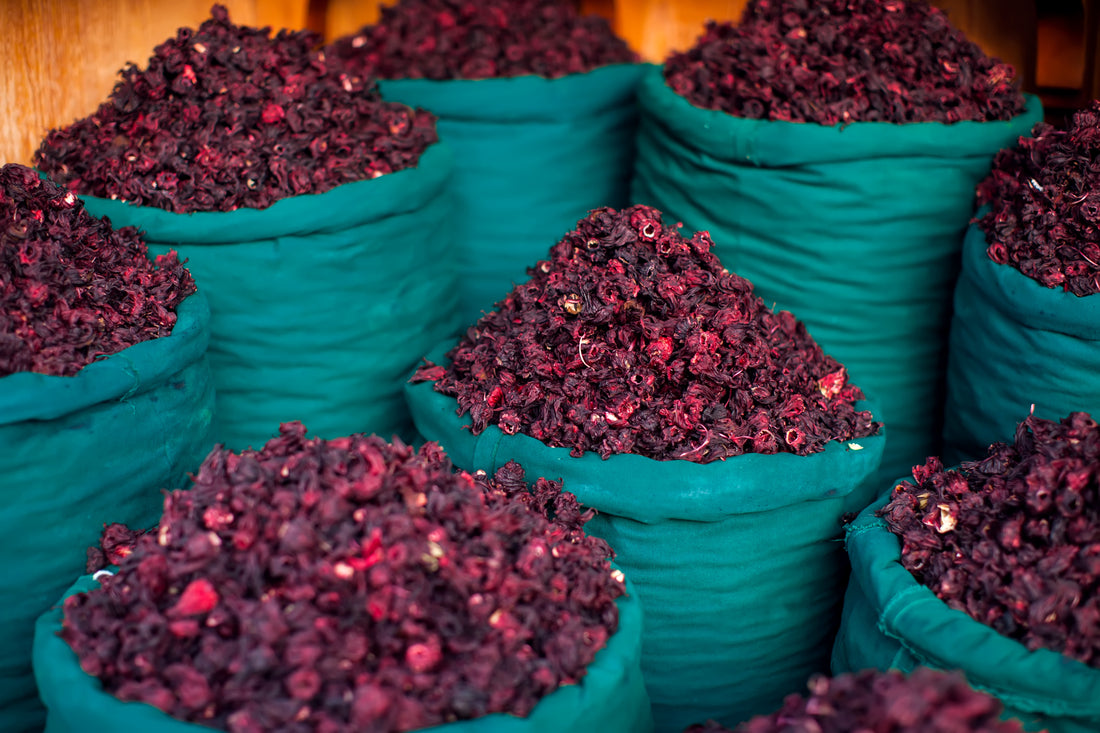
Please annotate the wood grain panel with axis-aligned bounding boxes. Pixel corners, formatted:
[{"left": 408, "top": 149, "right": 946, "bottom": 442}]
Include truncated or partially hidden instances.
[
  {"left": 580, "top": 0, "right": 615, "bottom": 20},
  {"left": 0, "top": 0, "right": 309, "bottom": 167},
  {"left": 323, "top": 0, "right": 387, "bottom": 42},
  {"left": 612, "top": 0, "right": 747, "bottom": 62},
  {"left": 256, "top": 0, "right": 311, "bottom": 32}
]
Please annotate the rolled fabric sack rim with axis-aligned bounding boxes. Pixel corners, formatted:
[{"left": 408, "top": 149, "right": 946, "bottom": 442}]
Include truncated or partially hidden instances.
[
  {"left": 959, "top": 208, "right": 1100, "bottom": 341},
  {"left": 377, "top": 63, "right": 650, "bottom": 123},
  {"left": 59, "top": 141, "right": 454, "bottom": 244},
  {"left": 405, "top": 342, "right": 886, "bottom": 523},
  {"left": 0, "top": 289, "right": 210, "bottom": 426},
  {"left": 845, "top": 489, "right": 1100, "bottom": 717},
  {"left": 635, "top": 64, "right": 1044, "bottom": 166},
  {"left": 34, "top": 565, "right": 645, "bottom": 733}
]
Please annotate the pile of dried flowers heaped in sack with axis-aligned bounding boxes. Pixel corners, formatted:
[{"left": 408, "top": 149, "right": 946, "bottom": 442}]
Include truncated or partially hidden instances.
[
  {"left": 0, "top": 164, "right": 195, "bottom": 377},
  {"left": 663, "top": 0, "right": 1026, "bottom": 125},
  {"left": 62, "top": 424, "right": 626, "bottom": 731},
  {"left": 414, "top": 205, "right": 880, "bottom": 462},
  {"left": 327, "top": 0, "right": 637, "bottom": 80},
  {"left": 684, "top": 668, "right": 1031, "bottom": 733},
  {"left": 881, "top": 411, "right": 1100, "bottom": 668},
  {"left": 976, "top": 101, "right": 1100, "bottom": 296},
  {"left": 34, "top": 5, "right": 438, "bottom": 214}
]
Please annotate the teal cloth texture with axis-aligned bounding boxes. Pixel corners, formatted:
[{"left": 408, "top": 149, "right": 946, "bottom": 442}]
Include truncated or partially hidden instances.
[
  {"left": 832, "top": 491, "right": 1100, "bottom": 733},
  {"left": 378, "top": 64, "right": 645, "bottom": 324},
  {"left": 77, "top": 142, "right": 461, "bottom": 451},
  {"left": 630, "top": 64, "right": 1044, "bottom": 485},
  {"left": 405, "top": 345, "right": 886, "bottom": 732},
  {"left": 34, "top": 569, "right": 653, "bottom": 733},
  {"left": 942, "top": 217, "right": 1100, "bottom": 464},
  {"left": 0, "top": 292, "right": 215, "bottom": 733}
]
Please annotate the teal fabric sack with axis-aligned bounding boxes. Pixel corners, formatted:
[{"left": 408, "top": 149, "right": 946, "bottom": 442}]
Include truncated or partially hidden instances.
[
  {"left": 0, "top": 292, "right": 214, "bottom": 733},
  {"left": 942, "top": 218, "right": 1100, "bottom": 464},
  {"left": 630, "top": 65, "right": 1043, "bottom": 485},
  {"left": 832, "top": 491, "right": 1100, "bottom": 733},
  {"left": 406, "top": 346, "right": 886, "bottom": 733},
  {"left": 34, "top": 569, "right": 653, "bottom": 733},
  {"left": 77, "top": 143, "right": 460, "bottom": 451},
  {"left": 379, "top": 65, "right": 645, "bottom": 324}
]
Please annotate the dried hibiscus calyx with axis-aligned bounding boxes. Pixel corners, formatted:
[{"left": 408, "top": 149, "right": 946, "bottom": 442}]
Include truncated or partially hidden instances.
[
  {"left": 683, "top": 667, "right": 1029, "bottom": 732},
  {"left": 85, "top": 523, "right": 153, "bottom": 574},
  {"left": 663, "top": 0, "right": 1025, "bottom": 125},
  {"left": 61, "top": 423, "right": 625, "bottom": 731},
  {"left": 976, "top": 102, "right": 1100, "bottom": 296},
  {"left": 413, "top": 204, "right": 879, "bottom": 462},
  {"left": 0, "top": 164, "right": 195, "bottom": 378},
  {"left": 327, "top": 0, "right": 637, "bottom": 81},
  {"left": 880, "top": 411, "right": 1100, "bottom": 668},
  {"left": 34, "top": 4, "right": 438, "bottom": 214}
]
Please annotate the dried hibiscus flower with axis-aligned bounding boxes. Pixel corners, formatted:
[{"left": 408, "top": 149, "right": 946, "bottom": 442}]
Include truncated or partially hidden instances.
[
  {"left": 413, "top": 205, "right": 880, "bottom": 462},
  {"left": 61, "top": 423, "right": 625, "bottom": 731},
  {"left": 880, "top": 411, "right": 1100, "bottom": 668},
  {"left": 684, "top": 667, "right": 1029, "bottom": 733},
  {"left": 327, "top": 0, "right": 637, "bottom": 81},
  {"left": 0, "top": 164, "right": 195, "bottom": 378},
  {"left": 664, "top": 0, "right": 1025, "bottom": 125},
  {"left": 85, "top": 523, "right": 153, "bottom": 574},
  {"left": 35, "top": 5, "right": 438, "bottom": 214},
  {"left": 976, "top": 102, "right": 1100, "bottom": 296}
]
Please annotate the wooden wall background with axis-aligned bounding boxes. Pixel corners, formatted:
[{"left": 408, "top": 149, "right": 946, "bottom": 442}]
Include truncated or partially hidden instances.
[{"left": 0, "top": 0, "right": 1093, "bottom": 166}]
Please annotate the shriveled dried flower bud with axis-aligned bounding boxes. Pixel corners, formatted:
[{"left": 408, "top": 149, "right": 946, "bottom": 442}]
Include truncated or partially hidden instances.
[{"left": 85, "top": 523, "right": 153, "bottom": 573}]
